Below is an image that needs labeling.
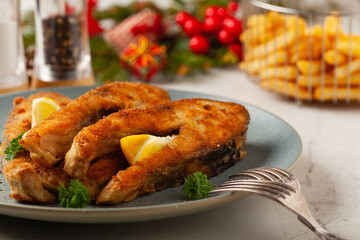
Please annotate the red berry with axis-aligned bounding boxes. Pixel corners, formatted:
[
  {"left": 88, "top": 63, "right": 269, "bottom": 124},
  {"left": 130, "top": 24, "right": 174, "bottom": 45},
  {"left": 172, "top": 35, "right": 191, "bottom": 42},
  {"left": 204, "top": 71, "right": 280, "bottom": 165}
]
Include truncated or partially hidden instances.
[
  {"left": 229, "top": 43, "right": 243, "bottom": 60},
  {"left": 175, "top": 11, "right": 190, "bottom": 26},
  {"left": 218, "top": 29, "right": 236, "bottom": 45},
  {"left": 216, "top": 7, "right": 228, "bottom": 19},
  {"left": 189, "top": 35, "right": 210, "bottom": 54},
  {"left": 228, "top": 1, "right": 238, "bottom": 12},
  {"left": 222, "top": 16, "right": 242, "bottom": 37},
  {"left": 205, "top": 6, "right": 218, "bottom": 18},
  {"left": 203, "top": 16, "right": 222, "bottom": 34},
  {"left": 183, "top": 18, "right": 203, "bottom": 36}
]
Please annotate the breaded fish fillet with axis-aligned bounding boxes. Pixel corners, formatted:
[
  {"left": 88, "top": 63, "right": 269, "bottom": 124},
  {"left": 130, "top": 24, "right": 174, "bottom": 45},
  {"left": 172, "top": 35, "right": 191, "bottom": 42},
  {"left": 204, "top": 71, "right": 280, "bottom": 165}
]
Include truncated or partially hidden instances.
[
  {"left": 20, "top": 82, "right": 170, "bottom": 167},
  {"left": 64, "top": 99, "right": 250, "bottom": 204},
  {"left": 1, "top": 92, "right": 71, "bottom": 203}
]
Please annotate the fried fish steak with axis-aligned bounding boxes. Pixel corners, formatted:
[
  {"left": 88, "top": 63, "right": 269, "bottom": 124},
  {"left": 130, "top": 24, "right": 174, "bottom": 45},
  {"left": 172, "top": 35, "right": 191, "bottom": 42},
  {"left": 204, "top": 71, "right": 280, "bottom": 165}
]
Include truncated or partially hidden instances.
[
  {"left": 20, "top": 82, "right": 170, "bottom": 167},
  {"left": 1, "top": 92, "right": 71, "bottom": 203},
  {"left": 1, "top": 92, "right": 129, "bottom": 203},
  {"left": 63, "top": 98, "right": 250, "bottom": 204}
]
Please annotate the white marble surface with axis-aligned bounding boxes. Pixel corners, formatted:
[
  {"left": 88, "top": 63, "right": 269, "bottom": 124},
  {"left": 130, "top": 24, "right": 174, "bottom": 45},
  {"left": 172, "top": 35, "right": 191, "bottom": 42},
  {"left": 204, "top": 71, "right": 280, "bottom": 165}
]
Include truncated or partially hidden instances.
[{"left": 0, "top": 68, "right": 358, "bottom": 239}]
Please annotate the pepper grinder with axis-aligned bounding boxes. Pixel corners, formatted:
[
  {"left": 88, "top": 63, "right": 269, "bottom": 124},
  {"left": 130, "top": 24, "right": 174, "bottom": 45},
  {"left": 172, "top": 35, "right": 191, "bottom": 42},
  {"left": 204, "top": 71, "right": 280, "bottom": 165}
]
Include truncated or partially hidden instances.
[
  {"left": 0, "top": 0, "right": 27, "bottom": 94},
  {"left": 32, "top": 0, "right": 94, "bottom": 88}
]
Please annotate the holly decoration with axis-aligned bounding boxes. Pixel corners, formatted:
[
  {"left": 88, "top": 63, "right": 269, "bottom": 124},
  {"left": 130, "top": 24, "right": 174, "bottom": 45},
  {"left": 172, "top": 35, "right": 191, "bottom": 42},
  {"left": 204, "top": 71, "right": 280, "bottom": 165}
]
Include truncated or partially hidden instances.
[
  {"left": 183, "top": 18, "right": 203, "bottom": 36},
  {"left": 175, "top": 1, "right": 243, "bottom": 59},
  {"left": 175, "top": 11, "right": 191, "bottom": 26},
  {"left": 120, "top": 35, "right": 167, "bottom": 82},
  {"left": 189, "top": 35, "right": 210, "bottom": 54},
  {"left": 21, "top": 0, "right": 243, "bottom": 83}
]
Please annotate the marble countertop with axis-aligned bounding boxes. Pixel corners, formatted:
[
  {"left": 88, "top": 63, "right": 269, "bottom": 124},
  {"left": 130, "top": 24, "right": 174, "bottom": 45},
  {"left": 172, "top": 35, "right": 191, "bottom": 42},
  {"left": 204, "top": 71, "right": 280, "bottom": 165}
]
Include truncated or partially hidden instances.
[{"left": 0, "top": 69, "right": 358, "bottom": 240}]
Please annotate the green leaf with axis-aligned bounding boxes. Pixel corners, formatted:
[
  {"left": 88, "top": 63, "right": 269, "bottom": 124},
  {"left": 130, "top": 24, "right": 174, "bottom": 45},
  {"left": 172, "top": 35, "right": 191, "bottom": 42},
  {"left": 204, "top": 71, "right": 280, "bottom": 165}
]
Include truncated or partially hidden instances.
[
  {"left": 58, "top": 184, "right": 70, "bottom": 208},
  {"left": 183, "top": 171, "right": 214, "bottom": 200},
  {"left": 4, "top": 132, "right": 25, "bottom": 161},
  {"left": 58, "top": 179, "right": 90, "bottom": 208}
]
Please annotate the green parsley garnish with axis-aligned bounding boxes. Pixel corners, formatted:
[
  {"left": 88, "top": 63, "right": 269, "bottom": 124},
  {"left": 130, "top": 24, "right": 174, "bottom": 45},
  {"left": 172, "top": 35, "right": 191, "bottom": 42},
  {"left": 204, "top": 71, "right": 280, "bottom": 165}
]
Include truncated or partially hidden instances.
[
  {"left": 182, "top": 171, "right": 214, "bottom": 200},
  {"left": 4, "top": 132, "right": 25, "bottom": 161},
  {"left": 58, "top": 179, "right": 90, "bottom": 208}
]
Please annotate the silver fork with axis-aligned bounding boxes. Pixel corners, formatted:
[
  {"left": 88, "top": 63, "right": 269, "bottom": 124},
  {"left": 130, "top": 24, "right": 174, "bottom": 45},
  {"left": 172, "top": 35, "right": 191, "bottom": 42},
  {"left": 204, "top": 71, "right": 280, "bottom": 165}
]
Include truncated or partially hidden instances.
[{"left": 211, "top": 167, "right": 346, "bottom": 240}]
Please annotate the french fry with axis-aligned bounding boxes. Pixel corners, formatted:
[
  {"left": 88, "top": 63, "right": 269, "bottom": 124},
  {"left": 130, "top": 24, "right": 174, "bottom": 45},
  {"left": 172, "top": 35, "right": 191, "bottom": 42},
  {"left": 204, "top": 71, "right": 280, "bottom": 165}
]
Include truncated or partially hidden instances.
[
  {"left": 240, "top": 27, "right": 277, "bottom": 46},
  {"left": 324, "top": 50, "right": 348, "bottom": 65},
  {"left": 304, "top": 24, "right": 336, "bottom": 50},
  {"left": 262, "top": 50, "right": 289, "bottom": 66},
  {"left": 324, "top": 15, "right": 344, "bottom": 39},
  {"left": 298, "top": 73, "right": 360, "bottom": 87},
  {"left": 261, "top": 79, "right": 311, "bottom": 100},
  {"left": 288, "top": 38, "right": 322, "bottom": 61},
  {"left": 238, "top": 60, "right": 263, "bottom": 75},
  {"left": 313, "top": 86, "right": 360, "bottom": 101},
  {"left": 247, "top": 14, "right": 267, "bottom": 28},
  {"left": 306, "top": 25, "right": 323, "bottom": 39},
  {"left": 240, "top": 11, "right": 360, "bottom": 102},
  {"left": 266, "top": 11, "right": 284, "bottom": 30},
  {"left": 298, "top": 74, "right": 331, "bottom": 87},
  {"left": 334, "top": 59, "right": 360, "bottom": 79},
  {"left": 240, "top": 50, "right": 289, "bottom": 74},
  {"left": 339, "top": 34, "right": 360, "bottom": 42},
  {"left": 284, "top": 15, "right": 306, "bottom": 33},
  {"left": 260, "top": 66, "right": 297, "bottom": 80},
  {"left": 338, "top": 40, "right": 360, "bottom": 58},
  {"left": 250, "top": 30, "right": 296, "bottom": 59},
  {"left": 297, "top": 60, "right": 322, "bottom": 75}
]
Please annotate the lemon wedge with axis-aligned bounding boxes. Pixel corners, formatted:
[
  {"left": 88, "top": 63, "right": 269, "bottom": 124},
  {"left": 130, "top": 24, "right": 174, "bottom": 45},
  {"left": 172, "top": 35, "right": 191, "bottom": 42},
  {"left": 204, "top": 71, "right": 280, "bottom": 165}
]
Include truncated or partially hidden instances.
[
  {"left": 31, "top": 97, "right": 61, "bottom": 128},
  {"left": 120, "top": 134, "right": 175, "bottom": 165}
]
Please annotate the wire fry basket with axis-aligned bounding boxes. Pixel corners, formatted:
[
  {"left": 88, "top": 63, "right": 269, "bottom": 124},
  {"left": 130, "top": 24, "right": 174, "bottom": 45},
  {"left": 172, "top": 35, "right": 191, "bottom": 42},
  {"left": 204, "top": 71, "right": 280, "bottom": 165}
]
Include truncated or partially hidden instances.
[{"left": 240, "top": 0, "right": 360, "bottom": 103}]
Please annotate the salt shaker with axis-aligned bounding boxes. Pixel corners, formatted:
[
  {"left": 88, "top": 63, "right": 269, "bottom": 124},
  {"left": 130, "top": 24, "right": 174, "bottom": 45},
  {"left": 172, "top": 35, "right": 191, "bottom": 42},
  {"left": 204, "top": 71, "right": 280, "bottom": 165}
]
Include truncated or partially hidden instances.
[
  {"left": 32, "top": 0, "right": 94, "bottom": 88},
  {"left": 0, "top": 0, "right": 27, "bottom": 94}
]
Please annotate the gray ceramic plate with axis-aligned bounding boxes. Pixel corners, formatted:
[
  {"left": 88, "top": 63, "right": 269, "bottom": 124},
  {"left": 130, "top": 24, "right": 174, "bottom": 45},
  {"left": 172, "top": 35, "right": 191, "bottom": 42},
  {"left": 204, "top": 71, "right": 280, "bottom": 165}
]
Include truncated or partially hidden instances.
[{"left": 0, "top": 86, "right": 302, "bottom": 223}]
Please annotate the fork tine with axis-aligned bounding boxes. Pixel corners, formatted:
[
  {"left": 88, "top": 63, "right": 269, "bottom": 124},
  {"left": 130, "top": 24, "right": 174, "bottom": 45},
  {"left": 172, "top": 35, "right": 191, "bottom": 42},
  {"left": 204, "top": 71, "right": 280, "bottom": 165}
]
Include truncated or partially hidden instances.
[
  {"left": 211, "top": 185, "right": 283, "bottom": 203},
  {"left": 230, "top": 169, "right": 276, "bottom": 181},
  {"left": 221, "top": 180, "right": 295, "bottom": 193},
  {"left": 229, "top": 171, "right": 265, "bottom": 180},
  {"left": 267, "top": 167, "right": 295, "bottom": 181},
  {"left": 230, "top": 168, "right": 281, "bottom": 182},
  {"left": 259, "top": 168, "right": 286, "bottom": 182},
  {"left": 219, "top": 181, "right": 294, "bottom": 198},
  {"left": 230, "top": 167, "right": 294, "bottom": 183}
]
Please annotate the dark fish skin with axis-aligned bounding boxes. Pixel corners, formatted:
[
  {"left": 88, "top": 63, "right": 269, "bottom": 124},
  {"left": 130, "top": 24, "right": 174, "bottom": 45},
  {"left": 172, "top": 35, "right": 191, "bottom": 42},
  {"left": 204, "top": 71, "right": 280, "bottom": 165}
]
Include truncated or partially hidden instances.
[{"left": 149, "top": 137, "right": 247, "bottom": 192}]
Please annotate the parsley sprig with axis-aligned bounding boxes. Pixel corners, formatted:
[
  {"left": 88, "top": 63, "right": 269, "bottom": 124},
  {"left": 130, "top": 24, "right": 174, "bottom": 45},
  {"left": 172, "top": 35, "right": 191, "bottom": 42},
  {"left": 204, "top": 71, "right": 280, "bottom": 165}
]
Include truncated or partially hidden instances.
[
  {"left": 58, "top": 179, "right": 90, "bottom": 208},
  {"left": 183, "top": 171, "right": 214, "bottom": 200},
  {"left": 4, "top": 132, "right": 25, "bottom": 161}
]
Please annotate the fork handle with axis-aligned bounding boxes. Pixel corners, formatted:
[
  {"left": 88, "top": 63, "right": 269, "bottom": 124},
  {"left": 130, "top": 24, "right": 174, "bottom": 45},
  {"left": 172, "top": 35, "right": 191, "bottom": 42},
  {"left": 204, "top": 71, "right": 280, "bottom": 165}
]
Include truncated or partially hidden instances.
[{"left": 297, "top": 215, "right": 346, "bottom": 240}]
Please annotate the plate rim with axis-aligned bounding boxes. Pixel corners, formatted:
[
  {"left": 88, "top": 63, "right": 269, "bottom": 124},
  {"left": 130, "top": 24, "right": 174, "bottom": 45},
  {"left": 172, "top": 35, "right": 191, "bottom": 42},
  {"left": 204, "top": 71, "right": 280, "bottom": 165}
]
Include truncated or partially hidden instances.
[{"left": 0, "top": 86, "right": 302, "bottom": 223}]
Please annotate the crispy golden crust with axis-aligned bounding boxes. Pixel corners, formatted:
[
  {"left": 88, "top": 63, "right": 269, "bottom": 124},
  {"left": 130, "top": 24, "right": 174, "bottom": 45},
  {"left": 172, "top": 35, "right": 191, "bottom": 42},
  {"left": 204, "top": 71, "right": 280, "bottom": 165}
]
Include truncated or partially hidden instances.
[
  {"left": 83, "top": 152, "right": 129, "bottom": 200},
  {"left": 3, "top": 157, "right": 57, "bottom": 203},
  {"left": 63, "top": 98, "right": 250, "bottom": 204},
  {"left": 1, "top": 92, "right": 71, "bottom": 203},
  {"left": 1, "top": 92, "right": 70, "bottom": 168},
  {"left": 20, "top": 82, "right": 170, "bottom": 167},
  {"left": 1, "top": 92, "right": 129, "bottom": 203}
]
